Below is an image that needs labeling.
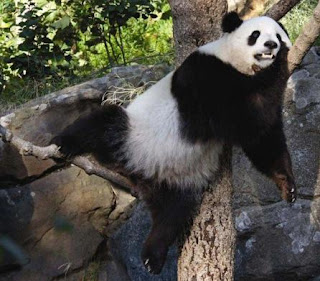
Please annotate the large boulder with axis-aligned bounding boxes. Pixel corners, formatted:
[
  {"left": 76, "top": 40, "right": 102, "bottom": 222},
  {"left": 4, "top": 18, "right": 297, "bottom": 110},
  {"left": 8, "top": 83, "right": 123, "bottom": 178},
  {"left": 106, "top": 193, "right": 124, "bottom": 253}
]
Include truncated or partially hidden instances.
[{"left": 1, "top": 167, "right": 114, "bottom": 281}]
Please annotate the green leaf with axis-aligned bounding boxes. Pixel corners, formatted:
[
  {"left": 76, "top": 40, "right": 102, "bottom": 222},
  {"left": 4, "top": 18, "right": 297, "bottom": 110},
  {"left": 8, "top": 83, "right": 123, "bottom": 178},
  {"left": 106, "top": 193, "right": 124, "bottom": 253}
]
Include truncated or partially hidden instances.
[
  {"left": 42, "top": 37, "right": 53, "bottom": 44},
  {"left": 0, "top": 20, "right": 12, "bottom": 29},
  {"left": 25, "top": 19, "right": 39, "bottom": 27},
  {"left": 52, "top": 16, "right": 70, "bottom": 29},
  {"left": 45, "top": 10, "right": 59, "bottom": 22}
]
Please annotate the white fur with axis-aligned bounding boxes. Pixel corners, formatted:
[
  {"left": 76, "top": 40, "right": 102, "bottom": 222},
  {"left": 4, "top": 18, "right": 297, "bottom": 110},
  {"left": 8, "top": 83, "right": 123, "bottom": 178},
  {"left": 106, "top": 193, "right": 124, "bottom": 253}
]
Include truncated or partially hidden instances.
[
  {"left": 199, "top": 16, "right": 291, "bottom": 75},
  {"left": 124, "top": 73, "right": 222, "bottom": 187}
]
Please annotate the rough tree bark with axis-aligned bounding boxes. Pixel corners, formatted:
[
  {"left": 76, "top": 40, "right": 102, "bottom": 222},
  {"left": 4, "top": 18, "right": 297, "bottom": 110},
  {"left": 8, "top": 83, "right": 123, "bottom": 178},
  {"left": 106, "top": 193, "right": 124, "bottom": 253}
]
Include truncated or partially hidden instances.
[
  {"left": 178, "top": 147, "right": 235, "bottom": 281},
  {"left": 169, "top": 0, "right": 227, "bottom": 65},
  {"left": 265, "top": 0, "right": 302, "bottom": 20}
]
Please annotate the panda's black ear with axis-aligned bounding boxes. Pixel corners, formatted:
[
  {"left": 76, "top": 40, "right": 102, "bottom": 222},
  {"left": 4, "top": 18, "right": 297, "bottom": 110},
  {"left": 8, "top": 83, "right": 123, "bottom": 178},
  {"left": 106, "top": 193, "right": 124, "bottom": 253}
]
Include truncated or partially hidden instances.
[
  {"left": 222, "top": 12, "right": 243, "bottom": 33},
  {"left": 277, "top": 21, "right": 289, "bottom": 36}
]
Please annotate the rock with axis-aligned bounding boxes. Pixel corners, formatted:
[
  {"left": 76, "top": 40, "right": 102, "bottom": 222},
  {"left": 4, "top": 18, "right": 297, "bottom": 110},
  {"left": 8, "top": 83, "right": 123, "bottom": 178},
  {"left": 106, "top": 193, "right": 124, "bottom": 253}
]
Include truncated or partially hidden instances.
[
  {"left": 0, "top": 167, "right": 115, "bottom": 280},
  {"left": 287, "top": 47, "right": 320, "bottom": 111},
  {"left": 300, "top": 46, "right": 320, "bottom": 67},
  {"left": 98, "top": 258, "right": 131, "bottom": 281},
  {"left": 233, "top": 147, "right": 282, "bottom": 208},
  {"left": 235, "top": 200, "right": 320, "bottom": 281}
]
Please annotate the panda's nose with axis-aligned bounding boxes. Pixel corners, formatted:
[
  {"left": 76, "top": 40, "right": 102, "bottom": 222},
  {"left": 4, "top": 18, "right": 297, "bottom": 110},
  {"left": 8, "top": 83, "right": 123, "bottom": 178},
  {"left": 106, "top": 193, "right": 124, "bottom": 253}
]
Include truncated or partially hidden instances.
[{"left": 264, "top": 40, "right": 278, "bottom": 49}]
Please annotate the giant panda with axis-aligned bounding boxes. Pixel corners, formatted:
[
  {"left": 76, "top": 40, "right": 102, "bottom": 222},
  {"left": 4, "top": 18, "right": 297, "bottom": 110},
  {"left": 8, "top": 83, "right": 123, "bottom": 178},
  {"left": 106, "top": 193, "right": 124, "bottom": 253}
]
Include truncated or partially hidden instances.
[{"left": 51, "top": 12, "right": 296, "bottom": 274}]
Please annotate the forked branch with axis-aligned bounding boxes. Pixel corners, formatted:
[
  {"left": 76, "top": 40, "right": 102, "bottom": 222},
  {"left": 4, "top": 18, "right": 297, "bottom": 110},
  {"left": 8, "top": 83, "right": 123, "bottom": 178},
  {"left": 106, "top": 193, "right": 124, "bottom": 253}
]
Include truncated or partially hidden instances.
[{"left": 0, "top": 124, "right": 133, "bottom": 191}]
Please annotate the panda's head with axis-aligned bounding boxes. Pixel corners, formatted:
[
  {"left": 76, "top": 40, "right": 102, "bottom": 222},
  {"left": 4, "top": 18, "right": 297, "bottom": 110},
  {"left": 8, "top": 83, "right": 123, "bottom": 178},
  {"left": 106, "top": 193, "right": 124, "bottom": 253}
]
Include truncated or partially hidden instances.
[{"left": 201, "top": 12, "right": 292, "bottom": 75}]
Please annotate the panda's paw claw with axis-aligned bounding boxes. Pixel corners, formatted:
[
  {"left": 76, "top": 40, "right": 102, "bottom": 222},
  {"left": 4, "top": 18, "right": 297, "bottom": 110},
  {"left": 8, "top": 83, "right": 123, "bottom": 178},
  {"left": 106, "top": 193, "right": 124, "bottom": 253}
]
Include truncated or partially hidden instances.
[
  {"left": 283, "top": 181, "right": 297, "bottom": 204},
  {"left": 141, "top": 244, "right": 167, "bottom": 275},
  {"left": 50, "top": 135, "right": 79, "bottom": 159}
]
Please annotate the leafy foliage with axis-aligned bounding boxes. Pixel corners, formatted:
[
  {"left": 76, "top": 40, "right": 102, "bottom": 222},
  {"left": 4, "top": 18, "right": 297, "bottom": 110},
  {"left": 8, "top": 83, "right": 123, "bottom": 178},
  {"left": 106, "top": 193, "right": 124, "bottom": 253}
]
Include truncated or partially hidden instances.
[
  {"left": 8, "top": 1, "right": 76, "bottom": 79},
  {"left": 281, "top": 0, "right": 320, "bottom": 44},
  {"left": 0, "top": 0, "right": 173, "bottom": 103}
]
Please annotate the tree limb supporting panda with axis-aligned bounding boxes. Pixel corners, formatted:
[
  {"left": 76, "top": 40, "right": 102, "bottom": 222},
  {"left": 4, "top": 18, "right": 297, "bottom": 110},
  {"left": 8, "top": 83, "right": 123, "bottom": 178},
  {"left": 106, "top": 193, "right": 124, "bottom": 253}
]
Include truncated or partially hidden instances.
[{"left": 51, "top": 12, "right": 297, "bottom": 274}]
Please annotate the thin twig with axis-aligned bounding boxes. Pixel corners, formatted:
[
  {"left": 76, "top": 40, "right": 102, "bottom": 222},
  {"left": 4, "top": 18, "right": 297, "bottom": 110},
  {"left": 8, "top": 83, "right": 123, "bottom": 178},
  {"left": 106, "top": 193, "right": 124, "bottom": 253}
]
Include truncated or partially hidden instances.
[
  {"left": 108, "top": 31, "right": 119, "bottom": 65},
  {"left": 117, "top": 25, "right": 127, "bottom": 65},
  {"left": 102, "top": 24, "right": 114, "bottom": 67}
]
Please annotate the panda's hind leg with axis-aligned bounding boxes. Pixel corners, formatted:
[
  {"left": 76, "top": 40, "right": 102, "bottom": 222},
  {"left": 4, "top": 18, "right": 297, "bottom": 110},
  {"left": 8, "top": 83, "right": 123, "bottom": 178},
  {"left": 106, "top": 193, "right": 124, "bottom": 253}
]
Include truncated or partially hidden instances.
[
  {"left": 141, "top": 183, "right": 200, "bottom": 274},
  {"left": 51, "top": 104, "right": 128, "bottom": 162}
]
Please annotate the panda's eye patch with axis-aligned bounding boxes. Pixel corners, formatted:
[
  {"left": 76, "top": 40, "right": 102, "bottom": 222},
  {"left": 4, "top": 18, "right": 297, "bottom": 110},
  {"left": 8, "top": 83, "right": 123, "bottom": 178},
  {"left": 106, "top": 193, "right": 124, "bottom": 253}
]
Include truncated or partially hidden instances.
[
  {"left": 248, "top": 30, "right": 261, "bottom": 46},
  {"left": 276, "top": 33, "right": 282, "bottom": 42}
]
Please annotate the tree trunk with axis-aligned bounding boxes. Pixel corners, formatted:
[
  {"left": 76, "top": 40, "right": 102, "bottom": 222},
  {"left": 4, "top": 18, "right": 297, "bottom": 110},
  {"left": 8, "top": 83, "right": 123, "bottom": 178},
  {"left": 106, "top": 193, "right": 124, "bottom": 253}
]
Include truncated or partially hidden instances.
[
  {"left": 169, "top": 0, "right": 227, "bottom": 65},
  {"left": 168, "top": 1, "right": 235, "bottom": 280},
  {"left": 178, "top": 147, "right": 236, "bottom": 281}
]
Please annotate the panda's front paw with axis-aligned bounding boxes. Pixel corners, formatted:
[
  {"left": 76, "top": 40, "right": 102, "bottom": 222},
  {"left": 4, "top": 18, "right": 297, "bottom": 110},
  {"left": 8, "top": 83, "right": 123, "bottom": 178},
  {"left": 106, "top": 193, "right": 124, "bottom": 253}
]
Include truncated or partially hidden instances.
[
  {"left": 50, "top": 135, "right": 79, "bottom": 159},
  {"left": 141, "top": 242, "right": 168, "bottom": 274}
]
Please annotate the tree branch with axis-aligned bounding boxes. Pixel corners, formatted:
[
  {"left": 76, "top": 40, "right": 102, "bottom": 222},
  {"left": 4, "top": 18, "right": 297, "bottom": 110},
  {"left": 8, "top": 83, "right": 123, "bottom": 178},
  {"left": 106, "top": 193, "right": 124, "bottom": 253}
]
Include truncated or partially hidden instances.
[
  {"left": 265, "top": 0, "right": 302, "bottom": 21},
  {"left": 287, "top": 0, "right": 320, "bottom": 74},
  {"left": 0, "top": 124, "right": 134, "bottom": 192}
]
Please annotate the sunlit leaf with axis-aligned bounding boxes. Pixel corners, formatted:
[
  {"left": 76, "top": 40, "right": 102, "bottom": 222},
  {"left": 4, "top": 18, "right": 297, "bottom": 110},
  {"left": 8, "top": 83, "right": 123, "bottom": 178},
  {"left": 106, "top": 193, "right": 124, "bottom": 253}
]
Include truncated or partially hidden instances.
[
  {"left": 0, "top": 21, "right": 12, "bottom": 29},
  {"left": 52, "top": 16, "right": 70, "bottom": 29}
]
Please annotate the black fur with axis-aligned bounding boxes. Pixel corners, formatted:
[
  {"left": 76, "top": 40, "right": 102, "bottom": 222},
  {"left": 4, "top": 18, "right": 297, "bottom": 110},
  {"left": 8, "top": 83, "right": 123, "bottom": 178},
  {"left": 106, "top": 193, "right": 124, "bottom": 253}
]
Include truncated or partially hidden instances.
[
  {"left": 51, "top": 104, "right": 129, "bottom": 165},
  {"left": 248, "top": 30, "right": 261, "bottom": 46},
  {"left": 222, "top": 12, "right": 243, "bottom": 33},
  {"left": 141, "top": 182, "right": 201, "bottom": 274},
  {"left": 171, "top": 43, "right": 295, "bottom": 202},
  {"left": 172, "top": 45, "right": 289, "bottom": 145}
]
